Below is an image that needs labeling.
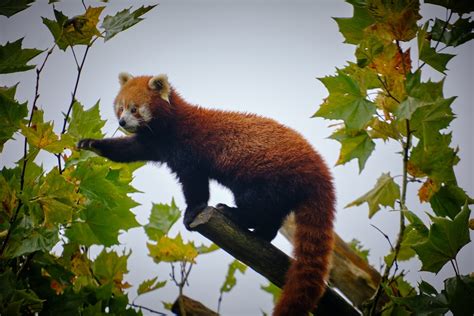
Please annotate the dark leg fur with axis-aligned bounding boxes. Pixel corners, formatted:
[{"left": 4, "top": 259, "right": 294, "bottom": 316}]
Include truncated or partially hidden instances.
[
  {"left": 179, "top": 171, "right": 210, "bottom": 230},
  {"left": 216, "top": 186, "right": 289, "bottom": 242},
  {"left": 77, "top": 136, "right": 151, "bottom": 163}
]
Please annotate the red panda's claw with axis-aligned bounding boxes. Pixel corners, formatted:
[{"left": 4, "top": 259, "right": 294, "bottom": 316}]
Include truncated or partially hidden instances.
[{"left": 77, "top": 138, "right": 96, "bottom": 150}]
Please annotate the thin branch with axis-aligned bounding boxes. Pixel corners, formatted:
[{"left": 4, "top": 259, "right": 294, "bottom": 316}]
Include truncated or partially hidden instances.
[
  {"left": 377, "top": 75, "right": 400, "bottom": 104},
  {"left": 368, "top": 120, "right": 411, "bottom": 315},
  {"left": 0, "top": 45, "right": 55, "bottom": 257},
  {"left": 70, "top": 46, "right": 80, "bottom": 69},
  {"left": 370, "top": 224, "right": 395, "bottom": 253},
  {"left": 81, "top": 0, "right": 87, "bottom": 11},
  {"left": 61, "top": 44, "right": 92, "bottom": 135},
  {"left": 128, "top": 303, "right": 166, "bottom": 316}
]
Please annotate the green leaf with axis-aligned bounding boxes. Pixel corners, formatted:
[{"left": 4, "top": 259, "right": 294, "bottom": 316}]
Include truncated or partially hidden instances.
[
  {"left": 430, "top": 184, "right": 471, "bottom": 219},
  {"left": 413, "top": 203, "right": 471, "bottom": 273},
  {"left": 0, "top": 269, "right": 44, "bottom": 314},
  {"left": 93, "top": 249, "right": 131, "bottom": 292},
  {"left": 3, "top": 222, "right": 59, "bottom": 258},
  {"left": 220, "top": 260, "right": 247, "bottom": 294},
  {"left": 0, "top": 86, "right": 28, "bottom": 151},
  {"left": 66, "top": 157, "right": 140, "bottom": 246},
  {"left": 137, "top": 277, "right": 166, "bottom": 296},
  {"left": 21, "top": 119, "right": 74, "bottom": 154},
  {"left": 67, "top": 100, "right": 105, "bottom": 140},
  {"left": 393, "top": 290, "right": 448, "bottom": 315},
  {"left": 443, "top": 275, "right": 474, "bottom": 315},
  {"left": 410, "top": 96, "right": 455, "bottom": 139},
  {"left": 402, "top": 210, "right": 429, "bottom": 237},
  {"left": 333, "top": 1, "right": 374, "bottom": 45},
  {"left": 260, "top": 282, "right": 281, "bottom": 304},
  {"left": 316, "top": 72, "right": 376, "bottom": 130},
  {"left": 329, "top": 129, "right": 375, "bottom": 172},
  {"left": 409, "top": 133, "right": 458, "bottom": 184},
  {"left": 368, "top": 118, "right": 401, "bottom": 141},
  {"left": 195, "top": 242, "right": 219, "bottom": 255},
  {"left": 346, "top": 172, "right": 400, "bottom": 218},
  {"left": 418, "top": 26, "right": 455, "bottom": 74},
  {"left": 144, "top": 199, "right": 181, "bottom": 241},
  {"left": 405, "top": 71, "right": 445, "bottom": 101},
  {"left": 101, "top": 5, "right": 157, "bottom": 41},
  {"left": 0, "top": 0, "right": 35, "bottom": 17},
  {"left": 147, "top": 234, "right": 198, "bottom": 263},
  {"left": 431, "top": 17, "right": 474, "bottom": 47},
  {"left": 347, "top": 238, "right": 370, "bottom": 262},
  {"left": 424, "top": 0, "right": 474, "bottom": 14},
  {"left": 43, "top": 7, "right": 104, "bottom": 51},
  {"left": 395, "top": 97, "right": 427, "bottom": 120},
  {"left": 36, "top": 168, "right": 80, "bottom": 226},
  {"left": 384, "top": 225, "right": 422, "bottom": 264},
  {"left": 0, "top": 39, "right": 43, "bottom": 74}
]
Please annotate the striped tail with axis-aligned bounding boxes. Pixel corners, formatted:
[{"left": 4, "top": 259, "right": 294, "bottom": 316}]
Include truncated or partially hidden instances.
[{"left": 273, "top": 184, "right": 335, "bottom": 316}]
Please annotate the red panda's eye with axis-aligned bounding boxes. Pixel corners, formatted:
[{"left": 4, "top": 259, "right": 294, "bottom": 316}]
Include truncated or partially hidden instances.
[{"left": 131, "top": 107, "right": 137, "bottom": 114}]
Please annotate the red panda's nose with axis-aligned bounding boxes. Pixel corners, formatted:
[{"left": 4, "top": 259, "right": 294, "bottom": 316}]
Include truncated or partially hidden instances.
[{"left": 119, "top": 119, "right": 126, "bottom": 127}]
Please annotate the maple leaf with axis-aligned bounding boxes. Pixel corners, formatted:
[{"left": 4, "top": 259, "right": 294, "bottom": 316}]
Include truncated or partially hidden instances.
[
  {"left": 329, "top": 129, "right": 375, "bottom": 172},
  {"left": 413, "top": 204, "right": 470, "bottom": 273},
  {"left": 346, "top": 172, "right": 400, "bottom": 218},
  {"left": 101, "top": 5, "right": 156, "bottom": 41},
  {"left": 0, "top": 39, "right": 43, "bottom": 74}
]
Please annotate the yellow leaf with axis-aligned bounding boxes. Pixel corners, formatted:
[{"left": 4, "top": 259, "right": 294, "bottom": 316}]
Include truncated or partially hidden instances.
[{"left": 147, "top": 234, "right": 198, "bottom": 263}]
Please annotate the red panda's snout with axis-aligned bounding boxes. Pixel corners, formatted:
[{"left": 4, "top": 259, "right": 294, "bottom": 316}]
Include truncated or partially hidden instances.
[{"left": 114, "top": 103, "right": 153, "bottom": 133}]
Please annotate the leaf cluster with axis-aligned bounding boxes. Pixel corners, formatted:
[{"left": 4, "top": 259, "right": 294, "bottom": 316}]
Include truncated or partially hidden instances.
[
  {"left": 317, "top": 0, "right": 474, "bottom": 313},
  {"left": 0, "top": 2, "right": 165, "bottom": 315}
]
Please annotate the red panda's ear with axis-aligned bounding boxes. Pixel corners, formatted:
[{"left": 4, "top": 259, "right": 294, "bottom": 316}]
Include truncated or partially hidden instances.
[
  {"left": 148, "top": 74, "right": 170, "bottom": 103},
  {"left": 119, "top": 72, "right": 133, "bottom": 86}
]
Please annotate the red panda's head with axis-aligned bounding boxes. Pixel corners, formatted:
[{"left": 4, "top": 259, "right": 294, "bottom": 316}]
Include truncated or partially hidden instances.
[{"left": 113, "top": 72, "right": 171, "bottom": 133}]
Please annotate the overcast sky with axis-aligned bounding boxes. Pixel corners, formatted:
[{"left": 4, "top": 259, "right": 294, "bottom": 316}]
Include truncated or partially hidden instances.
[{"left": 1, "top": 0, "right": 473, "bottom": 315}]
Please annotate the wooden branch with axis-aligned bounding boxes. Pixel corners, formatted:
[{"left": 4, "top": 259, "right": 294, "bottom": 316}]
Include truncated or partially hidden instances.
[
  {"left": 172, "top": 295, "right": 218, "bottom": 316},
  {"left": 280, "top": 213, "right": 384, "bottom": 310},
  {"left": 189, "top": 207, "right": 360, "bottom": 316}
]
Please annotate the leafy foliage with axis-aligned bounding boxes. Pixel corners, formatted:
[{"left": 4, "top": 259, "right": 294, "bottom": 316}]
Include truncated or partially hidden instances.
[
  {"left": 0, "top": 39, "right": 43, "bottom": 74},
  {"left": 346, "top": 172, "right": 400, "bottom": 218},
  {"left": 43, "top": 7, "right": 105, "bottom": 51},
  {"left": 318, "top": 0, "right": 473, "bottom": 313},
  {"left": 0, "top": 0, "right": 35, "bottom": 18},
  {"left": 348, "top": 238, "right": 370, "bottom": 262},
  {"left": 0, "top": 3, "right": 185, "bottom": 315},
  {"left": 101, "top": 5, "right": 157, "bottom": 41},
  {"left": 0, "top": 85, "right": 28, "bottom": 151},
  {"left": 220, "top": 260, "right": 247, "bottom": 294}
]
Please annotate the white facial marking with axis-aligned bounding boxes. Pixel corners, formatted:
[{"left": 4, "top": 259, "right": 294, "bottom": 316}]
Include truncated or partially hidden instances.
[
  {"left": 139, "top": 105, "right": 152, "bottom": 122},
  {"left": 120, "top": 108, "right": 140, "bottom": 132}
]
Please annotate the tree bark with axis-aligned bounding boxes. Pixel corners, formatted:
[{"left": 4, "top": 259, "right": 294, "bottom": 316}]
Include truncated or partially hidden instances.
[
  {"left": 189, "top": 207, "right": 360, "bottom": 316},
  {"left": 280, "top": 213, "right": 382, "bottom": 309},
  {"left": 172, "top": 295, "right": 219, "bottom": 316}
]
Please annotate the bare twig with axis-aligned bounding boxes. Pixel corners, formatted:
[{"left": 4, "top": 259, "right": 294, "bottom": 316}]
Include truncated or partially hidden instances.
[{"left": 370, "top": 224, "right": 395, "bottom": 253}]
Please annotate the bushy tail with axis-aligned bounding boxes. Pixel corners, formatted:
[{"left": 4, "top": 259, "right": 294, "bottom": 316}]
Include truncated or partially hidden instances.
[{"left": 273, "top": 185, "right": 335, "bottom": 316}]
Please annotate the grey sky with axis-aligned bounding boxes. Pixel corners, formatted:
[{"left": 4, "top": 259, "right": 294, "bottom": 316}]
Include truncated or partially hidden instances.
[{"left": 1, "top": 0, "right": 472, "bottom": 315}]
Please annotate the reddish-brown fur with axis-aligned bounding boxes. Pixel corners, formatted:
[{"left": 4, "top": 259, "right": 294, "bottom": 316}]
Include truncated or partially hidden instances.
[{"left": 80, "top": 75, "right": 336, "bottom": 315}]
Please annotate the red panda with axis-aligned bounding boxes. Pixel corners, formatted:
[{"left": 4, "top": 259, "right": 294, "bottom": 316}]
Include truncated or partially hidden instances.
[{"left": 78, "top": 73, "right": 335, "bottom": 316}]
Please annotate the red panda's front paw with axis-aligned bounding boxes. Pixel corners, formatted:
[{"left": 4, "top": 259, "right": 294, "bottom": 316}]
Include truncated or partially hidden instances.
[
  {"left": 77, "top": 138, "right": 93, "bottom": 149},
  {"left": 77, "top": 139, "right": 101, "bottom": 154}
]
